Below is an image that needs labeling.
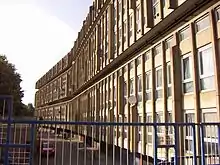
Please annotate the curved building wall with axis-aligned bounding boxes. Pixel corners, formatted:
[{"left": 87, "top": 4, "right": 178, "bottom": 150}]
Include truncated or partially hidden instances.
[{"left": 35, "top": 0, "right": 220, "bottom": 159}]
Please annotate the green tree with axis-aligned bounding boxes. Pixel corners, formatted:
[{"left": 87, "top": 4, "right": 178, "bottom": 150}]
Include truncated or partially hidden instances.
[{"left": 0, "top": 54, "right": 24, "bottom": 116}]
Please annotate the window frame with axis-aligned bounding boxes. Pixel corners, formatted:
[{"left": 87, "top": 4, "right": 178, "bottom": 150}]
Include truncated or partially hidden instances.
[
  {"left": 155, "top": 66, "right": 163, "bottom": 98},
  {"left": 181, "top": 53, "right": 194, "bottom": 93},
  {"left": 197, "top": 44, "right": 215, "bottom": 91},
  {"left": 195, "top": 14, "right": 210, "bottom": 33},
  {"left": 216, "top": 7, "right": 220, "bottom": 21},
  {"left": 167, "top": 62, "right": 172, "bottom": 97},
  {"left": 145, "top": 71, "right": 152, "bottom": 101}
]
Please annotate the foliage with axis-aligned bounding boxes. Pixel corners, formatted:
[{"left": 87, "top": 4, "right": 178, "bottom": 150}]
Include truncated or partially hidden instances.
[{"left": 0, "top": 54, "right": 26, "bottom": 116}]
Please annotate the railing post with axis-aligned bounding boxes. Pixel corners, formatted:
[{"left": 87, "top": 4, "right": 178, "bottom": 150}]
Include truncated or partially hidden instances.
[
  {"left": 4, "top": 97, "right": 12, "bottom": 165},
  {"left": 174, "top": 124, "right": 179, "bottom": 165},
  {"left": 192, "top": 124, "right": 197, "bottom": 165},
  {"left": 153, "top": 123, "right": 158, "bottom": 165},
  {"left": 200, "top": 124, "right": 205, "bottom": 165}
]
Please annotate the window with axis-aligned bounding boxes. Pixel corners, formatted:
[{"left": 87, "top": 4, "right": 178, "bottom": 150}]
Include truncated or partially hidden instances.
[
  {"left": 136, "top": 6, "right": 141, "bottom": 32},
  {"left": 153, "top": 44, "right": 161, "bottom": 56},
  {"left": 136, "top": 56, "right": 142, "bottom": 66},
  {"left": 138, "top": 115, "right": 142, "bottom": 141},
  {"left": 198, "top": 45, "right": 215, "bottom": 90},
  {"left": 202, "top": 111, "right": 218, "bottom": 138},
  {"left": 129, "top": 14, "right": 133, "bottom": 38},
  {"left": 137, "top": 75, "right": 142, "bottom": 102},
  {"left": 137, "top": 75, "right": 142, "bottom": 93},
  {"left": 167, "top": 63, "right": 172, "bottom": 97},
  {"left": 144, "top": 51, "right": 150, "bottom": 62},
  {"left": 185, "top": 113, "right": 195, "bottom": 137},
  {"left": 156, "top": 68, "right": 162, "bottom": 99},
  {"left": 123, "top": 21, "right": 127, "bottom": 43},
  {"left": 182, "top": 55, "right": 194, "bottom": 93},
  {"left": 156, "top": 113, "right": 163, "bottom": 133},
  {"left": 195, "top": 15, "right": 210, "bottom": 33},
  {"left": 124, "top": 81, "right": 127, "bottom": 97},
  {"left": 152, "top": 0, "right": 159, "bottom": 18},
  {"left": 145, "top": 71, "right": 152, "bottom": 101},
  {"left": 129, "top": 61, "right": 134, "bottom": 70},
  {"left": 168, "top": 113, "right": 173, "bottom": 134},
  {"left": 146, "top": 114, "right": 152, "bottom": 143},
  {"left": 179, "top": 27, "right": 190, "bottom": 41},
  {"left": 165, "top": 37, "right": 173, "bottom": 50},
  {"left": 216, "top": 7, "right": 220, "bottom": 21},
  {"left": 130, "top": 78, "right": 135, "bottom": 95}
]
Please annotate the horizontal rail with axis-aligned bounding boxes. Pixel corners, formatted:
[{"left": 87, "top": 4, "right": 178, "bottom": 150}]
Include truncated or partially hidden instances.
[
  {"left": 0, "top": 144, "right": 30, "bottom": 148},
  {"left": 0, "top": 119, "right": 219, "bottom": 126}
]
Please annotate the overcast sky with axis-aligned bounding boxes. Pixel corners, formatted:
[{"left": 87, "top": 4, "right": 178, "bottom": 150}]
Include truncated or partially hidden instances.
[{"left": 0, "top": 0, "right": 92, "bottom": 104}]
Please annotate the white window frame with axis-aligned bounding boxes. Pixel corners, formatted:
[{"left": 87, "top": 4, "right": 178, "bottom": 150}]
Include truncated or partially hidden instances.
[
  {"left": 152, "top": 0, "right": 160, "bottom": 19},
  {"left": 145, "top": 71, "right": 152, "bottom": 101},
  {"left": 156, "top": 66, "right": 163, "bottom": 98},
  {"left": 129, "top": 78, "right": 135, "bottom": 96},
  {"left": 123, "top": 21, "right": 127, "bottom": 44},
  {"left": 216, "top": 7, "right": 220, "bottom": 21},
  {"left": 136, "top": 5, "right": 141, "bottom": 33},
  {"left": 198, "top": 44, "right": 214, "bottom": 79},
  {"left": 195, "top": 15, "right": 210, "bottom": 33},
  {"left": 181, "top": 53, "right": 193, "bottom": 93},
  {"left": 167, "top": 62, "right": 172, "bottom": 97},
  {"left": 129, "top": 14, "right": 133, "bottom": 39},
  {"left": 198, "top": 44, "right": 215, "bottom": 91}
]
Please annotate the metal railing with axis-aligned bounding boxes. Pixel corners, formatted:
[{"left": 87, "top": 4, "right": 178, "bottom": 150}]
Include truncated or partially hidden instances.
[
  {"left": 0, "top": 96, "right": 220, "bottom": 165},
  {"left": 0, "top": 119, "right": 219, "bottom": 165}
]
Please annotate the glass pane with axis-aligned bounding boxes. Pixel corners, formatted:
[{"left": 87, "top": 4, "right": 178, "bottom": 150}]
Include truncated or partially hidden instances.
[
  {"left": 183, "top": 81, "right": 194, "bottom": 93},
  {"left": 183, "top": 57, "right": 192, "bottom": 80},
  {"left": 130, "top": 78, "right": 134, "bottom": 95},
  {"left": 145, "top": 72, "right": 151, "bottom": 90},
  {"left": 200, "top": 76, "right": 215, "bottom": 90},
  {"left": 156, "top": 89, "right": 162, "bottom": 98},
  {"left": 145, "top": 92, "right": 151, "bottom": 101},
  {"left": 196, "top": 16, "right": 210, "bottom": 32},
  {"left": 137, "top": 75, "right": 142, "bottom": 92},
  {"left": 179, "top": 27, "right": 190, "bottom": 41},
  {"left": 167, "top": 86, "right": 172, "bottom": 97},
  {"left": 167, "top": 64, "right": 171, "bottom": 84},
  {"left": 156, "top": 69, "right": 162, "bottom": 87},
  {"left": 124, "top": 82, "right": 127, "bottom": 96},
  {"left": 199, "top": 47, "right": 214, "bottom": 76}
]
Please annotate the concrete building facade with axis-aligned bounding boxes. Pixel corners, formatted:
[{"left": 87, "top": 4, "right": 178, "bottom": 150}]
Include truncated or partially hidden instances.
[{"left": 35, "top": 0, "right": 220, "bottom": 162}]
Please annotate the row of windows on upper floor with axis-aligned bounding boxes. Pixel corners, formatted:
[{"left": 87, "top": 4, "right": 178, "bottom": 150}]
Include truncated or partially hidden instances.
[
  {"left": 87, "top": 43, "right": 216, "bottom": 107},
  {"left": 80, "top": 8, "right": 220, "bottom": 77},
  {"left": 36, "top": 7, "right": 220, "bottom": 106},
  {"left": 35, "top": 37, "right": 216, "bottom": 108}
]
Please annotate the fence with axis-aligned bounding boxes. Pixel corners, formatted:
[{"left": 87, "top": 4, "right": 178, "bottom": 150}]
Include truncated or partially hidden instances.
[{"left": 0, "top": 96, "right": 220, "bottom": 165}]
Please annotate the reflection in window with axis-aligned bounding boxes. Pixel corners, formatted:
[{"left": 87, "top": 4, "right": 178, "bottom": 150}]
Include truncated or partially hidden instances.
[
  {"left": 136, "top": 56, "right": 142, "bottom": 66},
  {"left": 195, "top": 15, "right": 210, "bottom": 32},
  {"left": 146, "top": 114, "right": 152, "bottom": 144},
  {"left": 185, "top": 113, "right": 195, "bottom": 137},
  {"left": 137, "top": 75, "right": 142, "bottom": 102},
  {"left": 167, "top": 63, "right": 172, "bottom": 97},
  {"left": 130, "top": 78, "right": 135, "bottom": 95},
  {"left": 182, "top": 55, "right": 194, "bottom": 93},
  {"left": 145, "top": 71, "right": 151, "bottom": 101},
  {"left": 156, "top": 113, "right": 163, "bottom": 133},
  {"left": 156, "top": 68, "right": 162, "bottom": 99},
  {"left": 136, "top": 6, "right": 141, "bottom": 32},
  {"left": 179, "top": 27, "right": 190, "bottom": 41},
  {"left": 138, "top": 114, "right": 142, "bottom": 141},
  {"left": 153, "top": 44, "right": 161, "bottom": 56},
  {"left": 198, "top": 45, "right": 215, "bottom": 90},
  {"left": 165, "top": 37, "right": 173, "bottom": 50},
  {"left": 216, "top": 7, "right": 220, "bottom": 21},
  {"left": 202, "top": 111, "right": 218, "bottom": 138}
]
